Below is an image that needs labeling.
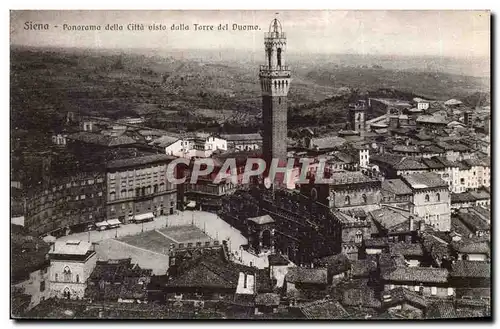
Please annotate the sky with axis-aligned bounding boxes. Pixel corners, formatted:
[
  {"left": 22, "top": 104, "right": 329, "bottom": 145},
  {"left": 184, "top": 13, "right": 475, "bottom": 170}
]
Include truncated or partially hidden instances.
[{"left": 10, "top": 10, "right": 490, "bottom": 58}]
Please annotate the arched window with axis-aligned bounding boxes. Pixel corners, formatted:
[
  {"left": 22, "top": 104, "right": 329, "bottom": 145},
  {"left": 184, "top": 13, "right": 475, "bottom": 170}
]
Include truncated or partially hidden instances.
[
  {"left": 362, "top": 194, "right": 367, "bottom": 204},
  {"left": 344, "top": 196, "right": 351, "bottom": 206},
  {"left": 277, "top": 48, "right": 282, "bottom": 67},
  {"left": 109, "top": 191, "right": 116, "bottom": 201},
  {"left": 120, "top": 189, "right": 127, "bottom": 199},
  {"left": 436, "top": 193, "right": 441, "bottom": 202},
  {"left": 63, "top": 266, "right": 72, "bottom": 282},
  {"left": 55, "top": 273, "right": 58, "bottom": 282},
  {"left": 425, "top": 194, "right": 430, "bottom": 202},
  {"left": 76, "top": 274, "right": 80, "bottom": 283},
  {"left": 355, "top": 230, "right": 363, "bottom": 243}
]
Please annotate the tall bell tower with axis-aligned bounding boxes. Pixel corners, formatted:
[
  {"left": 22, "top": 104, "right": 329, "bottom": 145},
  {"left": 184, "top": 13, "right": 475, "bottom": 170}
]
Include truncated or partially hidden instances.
[{"left": 260, "top": 18, "right": 291, "bottom": 166}]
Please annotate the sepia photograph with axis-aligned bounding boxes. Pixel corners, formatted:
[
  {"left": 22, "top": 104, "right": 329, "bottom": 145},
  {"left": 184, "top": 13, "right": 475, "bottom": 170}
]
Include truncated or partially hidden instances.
[{"left": 9, "top": 9, "right": 491, "bottom": 320}]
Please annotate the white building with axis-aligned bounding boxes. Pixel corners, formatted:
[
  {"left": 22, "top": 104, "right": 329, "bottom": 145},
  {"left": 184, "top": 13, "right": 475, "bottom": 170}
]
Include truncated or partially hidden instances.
[
  {"left": 402, "top": 173, "right": 451, "bottom": 232},
  {"left": 151, "top": 133, "right": 227, "bottom": 158},
  {"left": 48, "top": 240, "right": 97, "bottom": 300},
  {"left": 413, "top": 97, "right": 430, "bottom": 111}
]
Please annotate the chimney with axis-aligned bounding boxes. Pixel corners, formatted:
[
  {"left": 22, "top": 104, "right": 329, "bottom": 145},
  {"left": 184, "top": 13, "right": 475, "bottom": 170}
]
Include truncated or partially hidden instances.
[{"left": 409, "top": 216, "right": 414, "bottom": 231}]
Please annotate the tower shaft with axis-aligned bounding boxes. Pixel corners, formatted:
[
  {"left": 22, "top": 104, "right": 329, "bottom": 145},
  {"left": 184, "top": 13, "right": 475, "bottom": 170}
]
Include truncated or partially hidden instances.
[{"left": 260, "top": 19, "right": 291, "bottom": 165}]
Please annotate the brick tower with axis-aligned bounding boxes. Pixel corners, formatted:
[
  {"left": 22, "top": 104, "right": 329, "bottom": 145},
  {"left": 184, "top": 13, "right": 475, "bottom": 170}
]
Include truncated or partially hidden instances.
[{"left": 260, "top": 18, "right": 291, "bottom": 166}]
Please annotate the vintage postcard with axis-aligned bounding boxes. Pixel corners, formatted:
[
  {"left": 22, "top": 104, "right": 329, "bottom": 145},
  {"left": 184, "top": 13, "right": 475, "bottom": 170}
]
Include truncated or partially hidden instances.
[{"left": 10, "top": 10, "right": 491, "bottom": 320}]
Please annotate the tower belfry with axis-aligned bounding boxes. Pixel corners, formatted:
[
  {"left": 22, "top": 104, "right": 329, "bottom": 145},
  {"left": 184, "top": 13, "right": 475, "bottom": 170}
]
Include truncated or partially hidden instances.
[{"left": 260, "top": 17, "right": 291, "bottom": 166}]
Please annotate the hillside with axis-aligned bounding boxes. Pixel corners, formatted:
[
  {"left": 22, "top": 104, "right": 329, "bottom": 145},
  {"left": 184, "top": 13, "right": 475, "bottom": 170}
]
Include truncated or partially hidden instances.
[{"left": 10, "top": 47, "right": 490, "bottom": 139}]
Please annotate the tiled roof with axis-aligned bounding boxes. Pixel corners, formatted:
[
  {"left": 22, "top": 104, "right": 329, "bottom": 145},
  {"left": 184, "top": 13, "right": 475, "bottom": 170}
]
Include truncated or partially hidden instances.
[
  {"left": 457, "top": 211, "right": 489, "bottom": 232},
  {"left": 382, "top": 266, "right": 449, "bottom": 283},
  {"left": 383, "top": 287, "right": 427, "bottom": 309},
  {"left": 421, "top": 233, "right": 450, "bottom": 260},
  {"left": 402, "top": 172, "right": 447, "bottom": 189},
  {"left": 285, "top": 267, "right": 328, "bottom": 285},
  {"left": 299, "top": 299, "right": 350, "bottom": 319},
  {"left": 451, "top": 217, "right": 473, "bottom": 237},
  {"left": 450, "top": 261, "right": 490, "bottom": 279},
  {"left": 382, "top": 179, "right": 413, "bottom": 195},
  {"left": 151, "top": 135, "right": 179, "bottom": 148},
  {"left": 390, "top": 242, "right": 424, "bottom": 257},
  {"left": 393, "top": 158, "right": 428, "bottom": 171},
  {"left": 451, "top": 239, "right": 490, "bottom": 255},
  {"left": 364, "top": 237, "right": 389, "bottom": 248},
  {"left": 107, "top": 154, "right": 176, "bottom": 169},
  {"left": 451, "top": 192, "right": 477, "bottom": 203},
  {"left": 255, "top": 293, "right": 280, "bottom": 306},
  {"left": 469, "top": 189, "right": 490, "bottom": 201},
  {"left": 220, "top": 133, "right": 262, "bottom": 141},
  {"left": 417, "top": 115, "right": 448, "bottom": 124},
  {"left": 350, "top": 259, "right": 377, "bottom": 278},
  {"left": 310, "top": 136, "right": 347, "bottom": 150},
  {"left": 313, "top": 253, "right": 350, "bottom": 275},
  {"left": 370, "top": 206, "right": 412, "bottom": 231},
  {"left": 341, "top": 287, "right": 381, "bottom": 309},
  {"left": 426, "top": 301, "right": 457, "bottom": 319},
  {"left": 421, "top": 157, "right": 446, "bottom": 169},
  {"left": 393, "top": 145, "right": 420, "bottom": 153}
]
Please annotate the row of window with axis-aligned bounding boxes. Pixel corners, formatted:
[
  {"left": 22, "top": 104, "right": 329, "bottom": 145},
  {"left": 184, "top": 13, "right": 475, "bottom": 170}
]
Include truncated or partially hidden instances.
[
  {"left": 424, "top": 193, "right": 441, "bottom": 202},
  {"left": 344, "top": 194, "right": 368, "bottom": 206}
]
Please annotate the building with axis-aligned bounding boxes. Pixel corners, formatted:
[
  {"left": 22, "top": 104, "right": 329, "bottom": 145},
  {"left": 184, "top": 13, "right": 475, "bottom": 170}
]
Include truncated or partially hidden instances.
[
  {"left": 303, "top": 170, "right": 382, "bottom": 212},
  {"left": 382, "top": 266, "right": 452, "bottom": 298},
  {"left": 413, "top": 98, "right": 430, "bottom": 111},
  {"left": 381, "top": 179, "right": 413, "bottom": 209},
  {"left": 85, "top": 258, "right": 152, "bottom": 303},
  {"left": 348, "top": 100, "right": 367, "bottom": 136},
  {"left": 48, "top": 240, "right": 97, "bottom": 300},
  {"left": 105, "top": 154, "right": 177, "bottom": 223},
  {"left": 24, "top": 171, "right": 106, "bottom": 237},
  {"left": 151, "top": 133, "right": 227, "bottom": 158},
  {"left": 401, "top": 173, "right": 451, "bottom": 231},
  {"left": 220, "top": 133, "right": 262, "bottom": 152},
  {"left": 260, "top": 18, "right": 291, "bottom": 164},
  {"left": 11, "top": 227, "right": 51, "bottom": 311}
]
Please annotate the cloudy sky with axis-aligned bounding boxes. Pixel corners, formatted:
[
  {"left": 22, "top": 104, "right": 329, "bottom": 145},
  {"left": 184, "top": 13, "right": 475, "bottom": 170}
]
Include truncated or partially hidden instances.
[{"left": 11, "top": 10, "right": 490, "bottom": 58}]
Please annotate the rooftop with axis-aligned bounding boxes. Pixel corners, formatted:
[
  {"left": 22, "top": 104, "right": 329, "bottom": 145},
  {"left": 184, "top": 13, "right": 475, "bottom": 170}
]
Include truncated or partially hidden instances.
[
  {"left": 382, "top": 179, "right": 412, "bottom": 196},
  {"left": 310, "top": 136, "right": 347, "bottom": 150},
  {"left": 49, "top": 240, "right": 92, "bottom": 256},
  {"left": 383, "top": 287, "right": 427, "bottom": 309},
  {"left": 220, "top": 133, "right": 262, "bottom": 141},
  {"left": 390, "top": 242, "right": 424, "bottom": 257},
  {"left": 299, "top": 299, "right": 350, "bottom": 320},
  {"left": 370, "top": 207, "right": 412, "bottom": 231},
  {"left": 150, "top": 135, "right": 179, "bottom": 148},
  {"left": 382, "top": 266, "right": 449, "bottom": 283},
  {"left": 247, "top": 214, "right": 275, "bottom": 225},
  {"left": 450, "top": 260, "right": 490, "bottom": 279},
  {"left": 107, "top": 154, "right": 176, "bottom": 170},
  {"left": 285, "top": 267, "right": 328, "bottom": 285},
  {"left": 402, "top": 172, "right": 448, "bottom": 189}
]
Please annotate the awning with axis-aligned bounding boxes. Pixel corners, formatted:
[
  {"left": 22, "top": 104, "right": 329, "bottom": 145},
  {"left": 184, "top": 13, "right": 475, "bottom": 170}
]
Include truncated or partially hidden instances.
[
  {"left": 133, "top": 213, "right": 154, "bottom": 222},
  {"left": 95, "top": 221, "right": 109, "bottom": 227},
  {"left": 107, "top": 219, "right": 122, "bottom": 226}
]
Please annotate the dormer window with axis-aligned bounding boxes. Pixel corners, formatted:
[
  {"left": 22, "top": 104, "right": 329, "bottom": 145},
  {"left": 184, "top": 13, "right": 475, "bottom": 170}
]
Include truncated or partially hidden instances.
[{"left": 425, "top": 194, "right": 430, "bottom": 202}]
